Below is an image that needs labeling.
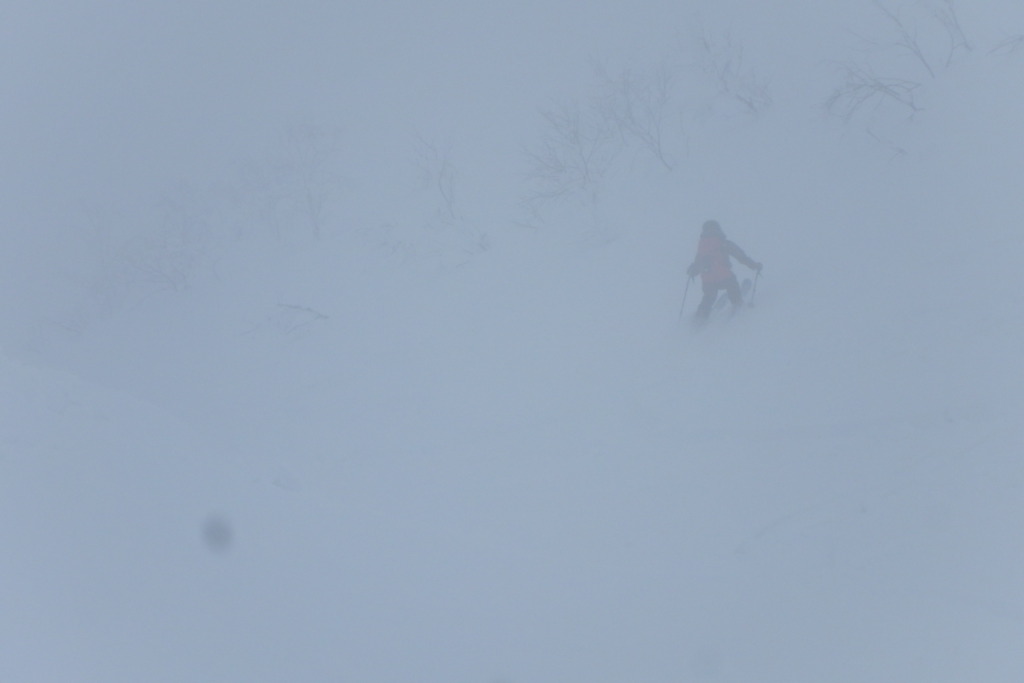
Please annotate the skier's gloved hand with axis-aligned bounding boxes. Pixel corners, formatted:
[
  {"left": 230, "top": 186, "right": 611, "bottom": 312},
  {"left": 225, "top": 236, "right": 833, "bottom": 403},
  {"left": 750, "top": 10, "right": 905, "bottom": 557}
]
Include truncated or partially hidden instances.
[
  {"left": 754, "top": 262, "right": 763, "bottom": 272},
  {"left": 686, "top": 263, "right": 700, "bottom": 278}
]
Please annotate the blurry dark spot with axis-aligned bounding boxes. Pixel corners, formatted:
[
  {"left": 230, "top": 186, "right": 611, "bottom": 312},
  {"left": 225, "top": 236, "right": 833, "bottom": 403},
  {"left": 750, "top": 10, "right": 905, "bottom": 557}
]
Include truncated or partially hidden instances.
[{"left": 203, "top": 514, "right": 234, "bottom": 553}]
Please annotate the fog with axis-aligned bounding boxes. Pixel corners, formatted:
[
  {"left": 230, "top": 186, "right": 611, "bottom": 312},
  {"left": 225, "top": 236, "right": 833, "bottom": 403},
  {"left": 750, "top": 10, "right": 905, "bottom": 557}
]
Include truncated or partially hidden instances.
[{"left": 3, "top": 1, "right": 1023, "bottom": 681}]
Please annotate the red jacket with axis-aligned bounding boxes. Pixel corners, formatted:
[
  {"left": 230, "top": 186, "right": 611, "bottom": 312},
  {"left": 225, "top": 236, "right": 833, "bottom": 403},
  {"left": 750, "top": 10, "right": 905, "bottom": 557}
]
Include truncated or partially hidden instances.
[{"left": 691, "top": 235, "right": 758, "bottom": 284}]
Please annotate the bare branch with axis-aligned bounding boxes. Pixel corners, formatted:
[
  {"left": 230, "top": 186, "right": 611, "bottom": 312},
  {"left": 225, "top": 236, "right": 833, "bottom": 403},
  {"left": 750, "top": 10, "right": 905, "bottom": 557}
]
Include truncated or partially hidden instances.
[
  {"left": 825, "top": 63, "right": 922, "bottom": 122},
  {"left": 872, "top": 0, "right": 936, "bottom": 78},
  {"left": 694, "top": 30, "right": 774, "bottom": 115},
  {"left": 283, "top": 124, "right": 340, "bottom": 239},
  {"left": 414, "top": 135, "right": 460, "bottom": 223},
  {"left": 866, "top": 127, "right": 909, "bottom": 161},
  {"left": 524, "top": 101, "right": 618, "bottom": 205},
  {"left": 929, "top": 0, "right": 972, "bottom": 68},
  {"left": 990, "top": 34, "right": 1024, "bottom": 57},
  {"left": 592, "top": 61, "right": 677, "bottom": 170}
]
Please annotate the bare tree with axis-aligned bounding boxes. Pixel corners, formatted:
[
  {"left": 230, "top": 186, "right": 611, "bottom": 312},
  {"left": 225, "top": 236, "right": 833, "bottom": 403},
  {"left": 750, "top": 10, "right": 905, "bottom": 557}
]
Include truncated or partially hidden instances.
[
  {"left": 283, "top": 124, "right": 340, "bottom": 239},
  {"left": 825, "top": 1, "right": 972, "bottom": 126},
  {"left": 230, "top": 124, "right": 342, "bottom": 242},
  {"left": 855, "top": 1, "right": 972, "bottom": 79},
  {"left": 122, "top": 182, "right": 215, "bottom": 292},
  {"left": 592, "top": 61, "right": 678, "bottom": 170},
  {"left": 414, "top": 135, "right": 460, "bottom": 223},
  {"left": 825, "top": 64, "right": 922, "bottom": 121},
  {"left": 524, "top": 101, "right": 619, "bottom": 206},
  {"left": 692, "top": 30, "right": 773, "bottom": 116}
]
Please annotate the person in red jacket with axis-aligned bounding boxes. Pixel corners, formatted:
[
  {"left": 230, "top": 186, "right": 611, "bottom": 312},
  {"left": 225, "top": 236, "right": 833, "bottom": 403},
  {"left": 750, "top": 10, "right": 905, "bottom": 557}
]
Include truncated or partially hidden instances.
[{"left": 687, "top": 220, "right": 762, "bottom": 319}]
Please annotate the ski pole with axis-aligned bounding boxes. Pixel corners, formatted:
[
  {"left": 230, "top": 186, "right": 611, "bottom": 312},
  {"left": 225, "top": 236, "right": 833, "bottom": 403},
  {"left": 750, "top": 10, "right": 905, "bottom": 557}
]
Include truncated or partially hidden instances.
[
  {"left": 749, "top": 269, "right": 761, "bottom": 307},
  {"left": 678, "top": 276, "right": 693, "bottom": 321}
]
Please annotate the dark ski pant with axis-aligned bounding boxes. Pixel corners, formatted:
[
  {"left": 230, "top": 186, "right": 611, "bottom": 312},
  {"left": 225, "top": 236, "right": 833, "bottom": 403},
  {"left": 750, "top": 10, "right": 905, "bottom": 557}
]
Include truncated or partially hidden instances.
[{"left": 696, "top": 275, "right": 743, "bottom": 318}]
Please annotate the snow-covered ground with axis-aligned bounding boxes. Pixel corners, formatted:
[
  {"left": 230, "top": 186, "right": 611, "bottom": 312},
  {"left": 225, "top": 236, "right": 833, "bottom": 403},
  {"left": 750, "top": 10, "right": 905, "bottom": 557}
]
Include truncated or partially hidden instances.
[{"left": 3, "top": 3, "right": 1023, "bottom": 681}]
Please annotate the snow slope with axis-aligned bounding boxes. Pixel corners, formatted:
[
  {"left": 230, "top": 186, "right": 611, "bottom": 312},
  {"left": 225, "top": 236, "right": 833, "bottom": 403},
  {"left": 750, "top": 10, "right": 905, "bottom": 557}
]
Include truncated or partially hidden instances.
[{"left": 10, "top": 163, "right": 1023, "bottom": 682}]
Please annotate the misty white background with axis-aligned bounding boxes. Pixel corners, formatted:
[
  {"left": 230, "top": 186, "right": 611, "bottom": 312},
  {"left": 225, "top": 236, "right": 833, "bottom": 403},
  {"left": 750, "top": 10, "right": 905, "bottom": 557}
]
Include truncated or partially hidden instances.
[{"left": 2, "top": 1, "right": 1023, "bottom": 681}]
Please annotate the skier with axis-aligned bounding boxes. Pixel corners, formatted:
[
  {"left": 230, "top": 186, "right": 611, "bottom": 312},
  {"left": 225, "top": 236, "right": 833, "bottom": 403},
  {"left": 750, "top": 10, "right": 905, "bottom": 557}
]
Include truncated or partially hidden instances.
[{"left": 686, "top": 220, "right": 762, "bottom": 320}]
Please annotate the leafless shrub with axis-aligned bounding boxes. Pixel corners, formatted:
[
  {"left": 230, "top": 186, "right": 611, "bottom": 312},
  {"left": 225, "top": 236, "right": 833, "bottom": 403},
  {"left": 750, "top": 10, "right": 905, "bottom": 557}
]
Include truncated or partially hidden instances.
[
  {"left": 230, "top": 124, "right": 342, "bottom": 242},
  {"left": 865, "top": 1, "right": 940, "bottom": 78},
  {"left": 524, "top": 101, "right": 619, "bottom": 206},
  {"left": 852, "top": 1, "right": 971, "bottom": 79},
  {"left": 693, "top": 30, "right": 773, "bottom": 116},
  {"left": 283, "top": 124, "right": 340, "bottom": 239},
  {"left": 592, "top": 61, "right": 677, "bottom": 170},
  {"left": 825, "top": 1, "right": 972, "bottom": 127},
  {"left": 825, "top": 65, "right": 922, "bottom": 121},
  {"left": 410, "top": 136, "right": 489, "bottom": 264},
  {"left": 414, "top": 135, "right": 460, "bottom": 223},
  {"left": 121, "top": 182, "right": 216, "bottom": 292}
]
